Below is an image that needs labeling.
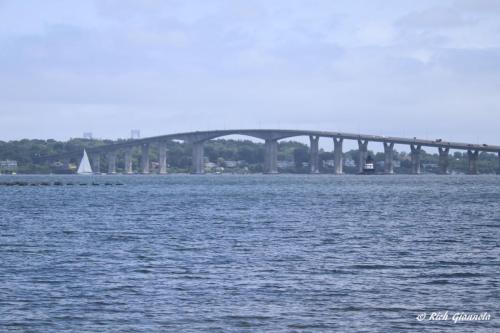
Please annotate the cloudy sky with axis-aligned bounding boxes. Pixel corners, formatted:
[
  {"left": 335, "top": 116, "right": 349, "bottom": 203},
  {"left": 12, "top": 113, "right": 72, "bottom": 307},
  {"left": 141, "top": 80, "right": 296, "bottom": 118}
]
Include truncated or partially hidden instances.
[{"left": 1, "top": 0, "right": 499, "bottom": 147}]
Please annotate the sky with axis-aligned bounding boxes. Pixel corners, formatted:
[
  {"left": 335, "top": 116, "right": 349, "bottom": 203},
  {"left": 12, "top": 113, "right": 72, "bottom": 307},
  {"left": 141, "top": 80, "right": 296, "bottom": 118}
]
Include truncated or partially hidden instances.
[{"left": 1, "top": 0, "right": 500, "bottom": 148}]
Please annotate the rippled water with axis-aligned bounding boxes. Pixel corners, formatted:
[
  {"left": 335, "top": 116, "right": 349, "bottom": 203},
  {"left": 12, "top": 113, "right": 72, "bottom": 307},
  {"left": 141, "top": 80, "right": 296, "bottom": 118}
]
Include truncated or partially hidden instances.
[{"left": 1, "top": 174, "right": 499, "bottom": 332}]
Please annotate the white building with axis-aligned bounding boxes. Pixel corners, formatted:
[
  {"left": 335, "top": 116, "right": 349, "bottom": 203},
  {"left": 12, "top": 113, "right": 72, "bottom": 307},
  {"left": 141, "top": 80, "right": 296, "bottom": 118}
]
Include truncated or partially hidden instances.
[
  {"left": 0, "top": 160, "right": 18, "bottom": 172},
  {"left": 344, "top": 157, "right": 356, "bottom": 167},
  {"left": 323, "top": 159, "right": 335, "bottom": 168},
  {"left": 277, "top": 160, "right": 295, "bottom": 169},
  {"left": 224, "top": 160, "right": 238, "bottom": 168},
  {"left": 205, "top": 162, "right": 217, "bottom": 170}
]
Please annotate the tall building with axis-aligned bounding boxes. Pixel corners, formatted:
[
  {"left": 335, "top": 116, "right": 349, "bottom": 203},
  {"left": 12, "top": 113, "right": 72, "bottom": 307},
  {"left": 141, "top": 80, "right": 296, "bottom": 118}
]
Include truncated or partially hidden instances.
[{"left": 131, "top": 129, "right": 141, "bottom": 139}]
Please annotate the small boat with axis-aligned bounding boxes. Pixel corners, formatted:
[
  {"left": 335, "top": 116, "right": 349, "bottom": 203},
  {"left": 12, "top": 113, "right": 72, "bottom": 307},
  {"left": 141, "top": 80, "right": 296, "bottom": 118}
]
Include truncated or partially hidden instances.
[
  {"left": 362, "top": 155, "right": 376, "bottom": 174},
  {"left": 77, "top": 149, "right": 93, "bottom": 175}
]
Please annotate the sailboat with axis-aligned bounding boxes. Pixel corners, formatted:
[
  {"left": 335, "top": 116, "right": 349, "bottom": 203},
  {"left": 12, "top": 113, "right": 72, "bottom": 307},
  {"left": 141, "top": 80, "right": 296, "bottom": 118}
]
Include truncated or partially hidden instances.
[{"left": 77, "top": 149, "right": 93, "bottom": 174}]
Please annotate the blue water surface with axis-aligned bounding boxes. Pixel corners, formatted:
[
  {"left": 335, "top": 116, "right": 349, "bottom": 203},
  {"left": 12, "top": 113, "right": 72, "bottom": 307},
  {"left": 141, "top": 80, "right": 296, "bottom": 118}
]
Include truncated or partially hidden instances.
[{"left": 0, "top": 174, "right": 499, "bottom": 332}]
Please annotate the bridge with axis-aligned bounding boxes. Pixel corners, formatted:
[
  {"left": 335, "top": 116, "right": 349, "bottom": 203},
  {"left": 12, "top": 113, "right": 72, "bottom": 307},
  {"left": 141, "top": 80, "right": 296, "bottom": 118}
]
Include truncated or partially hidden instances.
[{"left": 38, "top": 129, "right": 500, "bottom": 175}]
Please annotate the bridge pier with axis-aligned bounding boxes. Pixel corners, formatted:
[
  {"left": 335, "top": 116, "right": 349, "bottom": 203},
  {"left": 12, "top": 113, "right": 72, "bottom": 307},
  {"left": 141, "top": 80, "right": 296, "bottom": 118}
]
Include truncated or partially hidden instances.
[
  {"left": 264, "top": 139, "right": 278, "bottom": 174},
  {"left": 410, "top": 144, "right": 422, "bottom": 174},
  {"left": 438, "top": 147, "right": 450, "bottom": 174},
  {"left": 309, "top": 135, "right": 320, "bottom": 174},
  {"left": 107, "top": 151, "right": 117, "bottom": 174},
  {"left": 191, "top": 141, "right": 205, "bottom": 174},
  {"left": 91, "top": 154, "right": 101, "bottom": 174},
  {"left": 158, "top": 142, "right": 168, "bottom": 174},
  {"left": 357, "top": 139, "right": 368, "bottom": 173},
  {"left": 333, "top": 137, "right": 343, "bottom": 174},
  {"left": 124, "top": 148, "right": 133, "bottom": 174},
  {"left": 141, "top": 143, "right": 150, "bottom": 174},
  {"left": 383, "top": 142, "right": 394, "bottom": 174},
  {"left": 467, "top": 149, "right": 479, "bottom": 174}
]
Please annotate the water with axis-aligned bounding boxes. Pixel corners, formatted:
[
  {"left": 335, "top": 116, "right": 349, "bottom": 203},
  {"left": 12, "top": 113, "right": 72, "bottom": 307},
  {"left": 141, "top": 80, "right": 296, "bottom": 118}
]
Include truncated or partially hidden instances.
[{"left": 1, "top": 174, "right": 499, "bottom": 332}]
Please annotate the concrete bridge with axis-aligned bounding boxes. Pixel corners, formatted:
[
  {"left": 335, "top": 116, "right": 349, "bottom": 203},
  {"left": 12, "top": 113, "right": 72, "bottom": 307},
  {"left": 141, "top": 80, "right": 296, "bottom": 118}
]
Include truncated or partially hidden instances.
[{"left": 38, "top": 129, "right": 500, "bottom": 175}]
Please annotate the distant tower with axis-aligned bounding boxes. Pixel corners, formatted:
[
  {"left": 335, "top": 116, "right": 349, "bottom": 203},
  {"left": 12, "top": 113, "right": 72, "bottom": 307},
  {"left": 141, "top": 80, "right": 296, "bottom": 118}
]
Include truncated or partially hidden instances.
[
  {"left": 131, "top": 129, "right": 140, "bottom": 139},
  {"left": 83, "top": 132, "right": 93, "bottom": 139}
]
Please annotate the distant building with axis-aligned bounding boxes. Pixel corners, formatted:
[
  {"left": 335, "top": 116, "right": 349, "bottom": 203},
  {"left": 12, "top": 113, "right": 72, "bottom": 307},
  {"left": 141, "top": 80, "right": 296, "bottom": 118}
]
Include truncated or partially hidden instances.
[
  {"left": 0, "top": 160, "right": 17, "bottom": 173},
  {"left": 323, "top": 159, "right": 335, "bottom": 168},
  {"left": 131, "top": 129, "right": 141, "bottom": 139},
  {"left": 83, "top": 132, "right": 93, "bottom": 139},
  {"left": 224, "top": 160, "right": 238, "bottom": 168},
  {"left": 344, "top": 157, "right": 356, "bottom": 167},
  {"left": 277, "top": 160, "right": 295, "bottom": 169},
  {"left": 205, "top": 162, "right": 217, "bottom": 170},
  {"left": 423, "top": 163, "right": 438, "bottom": 169}
]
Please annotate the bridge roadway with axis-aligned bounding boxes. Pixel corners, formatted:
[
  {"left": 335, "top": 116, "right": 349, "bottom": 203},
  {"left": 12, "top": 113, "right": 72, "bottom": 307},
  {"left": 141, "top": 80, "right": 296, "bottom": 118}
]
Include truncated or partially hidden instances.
[{"left": 38, "top": 129, "right": 500, "bottom": 175}]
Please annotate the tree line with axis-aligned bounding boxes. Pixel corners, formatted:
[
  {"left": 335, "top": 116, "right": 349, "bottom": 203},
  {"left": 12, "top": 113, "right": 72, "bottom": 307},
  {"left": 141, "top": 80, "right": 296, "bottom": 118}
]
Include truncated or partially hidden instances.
[{"left": 0, "top": 138, "right": 498, "bottom": 174}]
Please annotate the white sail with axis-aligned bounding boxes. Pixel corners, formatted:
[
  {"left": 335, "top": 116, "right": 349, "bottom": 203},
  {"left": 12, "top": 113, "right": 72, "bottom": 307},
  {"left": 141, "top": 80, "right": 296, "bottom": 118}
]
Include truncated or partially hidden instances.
[{"left": 77, "top": 149, "right": 93, "bottom": 174}]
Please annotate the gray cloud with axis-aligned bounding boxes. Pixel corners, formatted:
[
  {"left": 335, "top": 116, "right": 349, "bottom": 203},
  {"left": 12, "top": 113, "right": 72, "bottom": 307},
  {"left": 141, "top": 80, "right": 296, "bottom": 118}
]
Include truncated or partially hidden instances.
[{"left": 0, "top": 0, "right": 499, "bottom": 147}]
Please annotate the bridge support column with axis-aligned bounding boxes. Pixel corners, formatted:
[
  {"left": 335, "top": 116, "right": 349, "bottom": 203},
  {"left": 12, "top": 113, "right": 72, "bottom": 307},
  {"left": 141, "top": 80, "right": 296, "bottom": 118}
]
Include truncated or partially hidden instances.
[
  {"left": 141, "top": 143, "right": 150, "bottom": 174},
  {"left": 91, "top": 154, "right": 101, "bottom": 174},
  {"left": 309, "top": 135, "right": 320, "bottom": 174},
  {"left": 124, "top": 148, "right": 133, "bottom": 174},
  {"left": 107, "top": 151, "right": 117, "bottom": 174},
  {"left": 333, "top": 137, "right": 343, "bottom": 175},
  {"left": 357, "top": 139, "right": 368, "bottom": 174},
  {"left": 467, "top": 150, "right": 479, "bottom": 174},
  {"left": 192, "top": 141, "right": 205, "bottom": 174},
  {"left": 410, "top": 144, "right": 422, "bottom": 174},
  {"left": 264, "top": 139, "right": 278, "bottom": 174},
  {"left": 438, "top": 147, "right": 450, "bottom": 174},
  {"left": 383, "top": 142, "right": 394, "bottom": 174},
  {"left": 158, "top": 141, "right": 168, "bottom": 174}
]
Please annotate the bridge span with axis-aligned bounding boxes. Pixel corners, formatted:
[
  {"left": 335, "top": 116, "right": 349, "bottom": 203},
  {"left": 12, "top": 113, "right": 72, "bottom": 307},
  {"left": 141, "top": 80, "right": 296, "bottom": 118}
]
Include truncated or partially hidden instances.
[{"left": 38, "top": 129, "right": 500, "bottom": 175}]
